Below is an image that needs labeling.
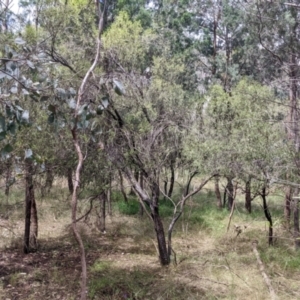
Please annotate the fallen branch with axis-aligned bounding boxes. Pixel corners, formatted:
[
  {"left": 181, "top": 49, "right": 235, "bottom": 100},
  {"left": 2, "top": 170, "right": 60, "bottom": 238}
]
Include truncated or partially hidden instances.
[{"left": 252, "top": 240, "right": 277, "bottom": 300}]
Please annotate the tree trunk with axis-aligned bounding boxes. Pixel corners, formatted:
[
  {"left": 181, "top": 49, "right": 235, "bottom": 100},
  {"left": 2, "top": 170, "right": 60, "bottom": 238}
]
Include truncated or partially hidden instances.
[
  {"left": 24, "top": 161, "right": 38, "bottom": 253},
  {"left": 184, "top": 171, "right": 198, "bottom": 196},
  {"left": 24, "top": 176, "right": 32, "bottom": 254},
  {"left": 223, "top": 185, "right": 227, "bottom": 208},
  {"left": 245, "top": 178, "right": 252, "bottom": 213},
  {"left": 118, "top": 170, "right": 128, "bottom": 203},
  {"left": 212, "top": 5, "right": 221, "bottom": 75},
  {"left": 226, "top": 177, "right": 234, "bottom": 211},
  {"left": 151, "top": 181, "right": 169, "bottom": 265},
  {"left": 152, "top": 205, "right": 169, "bottom": 265},
  {"left": 167, "top": 163, "right": 175, "bottom": 198},
  {"left": 214, "top": 176, "right": 222, "bottom": 208},
  {"left": 284, "top": 185, "right": 292, "bottom": 228},
  {"left": 107, "top": 175, "right": 112, "bottom": 216},
  {"left": 30, "top": 191, "right": 38, "bottom": 251},
  {"left": 98, "top": 192, "right": 106, "bottom": 233},
  {"left": 261, "top": 186, "right": 273, "bottom": 246},
  {"left": 71, "top": 130, "right": 87, "bottom": 299},
  {"left": 69, "top": 5, "right": 104, "bottom": 298},
  {"left": 293, "top": 189, "right": 300, "bottom": 250},
  {"left": 139, "top": 172, "right": 144, "bottom": 216},
  {"left": 67, "top": 167, "right": 74, "bottom": 194}
]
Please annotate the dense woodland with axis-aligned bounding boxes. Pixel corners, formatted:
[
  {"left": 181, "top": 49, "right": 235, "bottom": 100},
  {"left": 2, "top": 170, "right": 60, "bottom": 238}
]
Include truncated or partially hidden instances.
[{"left": 1, "top": 0, "right": 300, "bottom": 299}]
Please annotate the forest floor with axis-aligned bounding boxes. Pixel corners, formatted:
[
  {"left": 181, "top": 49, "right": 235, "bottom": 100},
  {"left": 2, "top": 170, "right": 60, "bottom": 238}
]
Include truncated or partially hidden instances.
[{"left": 0, "top": 184, "right": 300, "bottom": 300}]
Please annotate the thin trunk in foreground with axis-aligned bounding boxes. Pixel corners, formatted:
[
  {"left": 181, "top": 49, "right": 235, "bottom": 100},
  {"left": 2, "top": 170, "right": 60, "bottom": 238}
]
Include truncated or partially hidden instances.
[
  {"left": 71, "top": 130, "right": 87, "bottom": 299},
  {"left": 24, "top": 161, "right": 38, "bottom": 253},
  {"left": 293, "top": 189, "right": 300, "bottom": 250},
  {"left": 24, "top": 163, "right": 32, "bottom": 254},
  {"left": 261, "top": 186, "right": 273, "bottom": 246},
  {"left": 71, "top": 3, "right": 105, "bottom": 298}
]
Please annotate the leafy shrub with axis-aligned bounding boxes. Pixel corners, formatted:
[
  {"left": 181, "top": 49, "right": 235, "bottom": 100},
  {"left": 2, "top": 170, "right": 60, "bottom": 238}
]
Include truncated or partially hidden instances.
[{"left": 117, "top": 200, "right": 139, "bottom": 215}]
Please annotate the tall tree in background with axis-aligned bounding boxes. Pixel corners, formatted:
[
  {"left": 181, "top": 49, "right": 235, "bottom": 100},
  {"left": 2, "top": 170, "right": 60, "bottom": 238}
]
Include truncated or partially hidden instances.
[{"left": 248, "top": 0, "right": 300, "bottom": 249}]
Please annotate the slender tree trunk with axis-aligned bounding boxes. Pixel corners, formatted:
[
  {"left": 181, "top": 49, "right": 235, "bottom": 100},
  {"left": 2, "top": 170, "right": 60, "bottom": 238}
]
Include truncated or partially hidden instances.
[
  {"left": 152, "top": 204, "right": 169, "bottom": 265},
  {"left": 224, "top": 26, "right": 232, "bottom": 92},
  {"left": 167, "top": 163, "right": 175, "bottom": 198},
  {"left": 163, "top": 179, "right": 168, "bottom": 200},
  {"left": 24, "top": 161, "right": 38, "bottom": 253},
  {"left": 118, "top": 170, "right": 128, "bottom": 203},
  {"left": 226, "top": 177, "right": 234, "bottom": 211},
  {"left": 261, "top": 186, "right": 273, "bottom": 246},
  {"left": 24, "top": 168, "right": 32, "bottom": 254},
  {"left": 184, "top": 171, "right": 198, "bottom": 197},
  {"left": 284, "top": 185, "right": 292, "bottom": 228},
  {"left": 288, "top": 47, "right": 300, "bottom": 250},
  {"left": 223, "top": 186, "right": 227, "bottom": 208},
  {"left": 214, "top": 176, "right": 222, "bottom": 208},
  {"left": 67, "top": 167, "right": 74, "bottom": 194},
  {"left": 70, "top": 3, "right": 104, "bottom": 298},
  {"left": 212, "top": 5, "right": 221, "bottom": 75},
  {"left": 30, "top": 191, "right": 38, "bottom": 251},
  {"left": 71, "top": 130, "right": 87, "bottom": 299},
  {"left": 245, "top": 178, "right": 252, "bottom": 213},
  {"left": 151, "top": 181, "right": 169, "bottom": 265},
  {"left": 107, "top": 175, "right": 112, "bottom": 216},
  {"left": 293, "top": 189, "right": 300, "bottom": 250},
  {"left": 98, "top": 192, "right": 106, "bottom": 233},
  {"left": 139, "top": 172, "right": 144, "bottom": 216}
]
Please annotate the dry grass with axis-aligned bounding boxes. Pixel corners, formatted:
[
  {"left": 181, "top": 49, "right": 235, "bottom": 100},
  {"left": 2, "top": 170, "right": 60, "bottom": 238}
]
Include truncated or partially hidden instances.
[{"left": 0, "top": 184, "right": 299, "bottom": 299}]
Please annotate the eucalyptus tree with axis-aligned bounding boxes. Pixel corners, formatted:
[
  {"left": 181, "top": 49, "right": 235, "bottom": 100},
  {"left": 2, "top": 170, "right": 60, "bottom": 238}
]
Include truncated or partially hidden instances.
[
  {"left": 0, "top": 6, "right": 63, "bottom": 252},
  {"left": 186, "top": 79, "right": 287, "bottom": 214},
  {"left": 97, "top": 12, "right": 215, "bottom": 265},
  {"left": 244, "top": 0, "right": 300, "bottom": 248}
]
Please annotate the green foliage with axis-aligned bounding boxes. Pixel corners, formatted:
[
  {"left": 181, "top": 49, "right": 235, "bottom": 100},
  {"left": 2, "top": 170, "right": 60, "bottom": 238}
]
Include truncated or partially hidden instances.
[
  {"left": 116, "top": 200, "right": 140, "bottom": 215},
  {"left": 116, "top": 0, "right": 152, "bottom": 28},
  {"left": 103, "top": 11, "right": 155, "bottom": 71}
]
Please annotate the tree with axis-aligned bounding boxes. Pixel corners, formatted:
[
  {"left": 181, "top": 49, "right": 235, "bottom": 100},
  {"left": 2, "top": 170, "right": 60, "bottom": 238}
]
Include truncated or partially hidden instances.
[
  {"left": 247, "top": 1, "right": 300, "bottom": 248},
  {"left": 98, "top": 12, "right": 216, "bottom": 265}
]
